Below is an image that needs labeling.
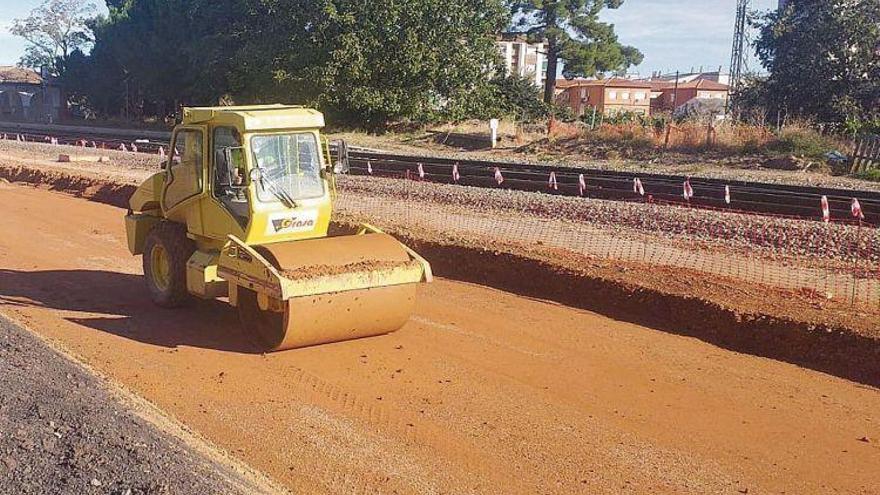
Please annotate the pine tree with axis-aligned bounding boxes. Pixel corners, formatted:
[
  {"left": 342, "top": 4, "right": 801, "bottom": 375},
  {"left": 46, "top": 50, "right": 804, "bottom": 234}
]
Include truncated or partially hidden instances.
[{"left": 508, "top": 0, "right": 642, "bottom": 103}]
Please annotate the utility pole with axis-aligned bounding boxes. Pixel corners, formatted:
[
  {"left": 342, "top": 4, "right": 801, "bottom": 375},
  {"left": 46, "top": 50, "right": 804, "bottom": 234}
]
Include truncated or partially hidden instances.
[
  {"left": 664, "top": 71, "right": 679, "bottom": 150},
  {"left": 727, "top": 0, "right": 750, "bottom": 116}
]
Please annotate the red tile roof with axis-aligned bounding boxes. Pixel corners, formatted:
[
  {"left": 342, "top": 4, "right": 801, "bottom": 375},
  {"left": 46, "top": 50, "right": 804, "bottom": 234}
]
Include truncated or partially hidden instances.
[
  {"left": 555, "top": 79, "right": 585, "bottom": 89},
  {"left": 0, "top": 66, "right": 42, "bottom": 85},
  {"left": 557, "top": 77, "right": 652, "bottom": 89},
  {"left": 649, "top": 80, "right": 675, "bottom": 91}
]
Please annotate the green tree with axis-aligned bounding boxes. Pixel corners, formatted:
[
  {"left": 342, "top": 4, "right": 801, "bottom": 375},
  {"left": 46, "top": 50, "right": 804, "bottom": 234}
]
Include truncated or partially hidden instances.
[
  {"left": 72, "top": 0, "right": 245, "bottom": 118},
  {"left": 489, "top": 73, "right": 550, "bottom": 121},
  {"left": 239, "top": 0, "right": 510, "bottom": 129},
  {"left": 508, "top": 0, "right": 643, "bottom": 104},
  {"left": 751, "top": 0, "right": 880, "bottom": 123},
  {"left": 10, "top": 0, "right": 96, "bottom": 75},
  {"left": 323, "top": 0, "right": 510, "bottom": 127},
  {"left": 59, "top": 0, "right": 517, "bottom": 128},
  {"left": 61, "top": 16, "right": 127, "bottom": 118},
  {"left": 441, "top": 72, "right": 550, "bottom": 122},
  {"left": 226, "top": 0, "right": 332, "bottom": 106}
]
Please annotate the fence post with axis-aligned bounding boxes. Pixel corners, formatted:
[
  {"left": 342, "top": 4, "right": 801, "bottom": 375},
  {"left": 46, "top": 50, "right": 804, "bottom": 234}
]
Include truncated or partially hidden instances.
[{"left": 851, "top": 219, "right": 863, "bottom": 307}]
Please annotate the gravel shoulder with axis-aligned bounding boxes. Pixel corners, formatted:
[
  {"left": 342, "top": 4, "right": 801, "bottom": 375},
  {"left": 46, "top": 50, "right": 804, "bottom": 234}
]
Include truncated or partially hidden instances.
[
  {"left": 3, "top": 140, "right": 876, "bottom": 267},
  {"left": 0, "top": 314, "right": 280, "bottom": 495}
]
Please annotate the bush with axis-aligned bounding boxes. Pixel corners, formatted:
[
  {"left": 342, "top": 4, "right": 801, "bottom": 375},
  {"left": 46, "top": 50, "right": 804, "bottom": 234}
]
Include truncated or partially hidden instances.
[
  {"left": 857, "top": 168, "right": 880, "bottom": 182},
  {"left": 845, "top": 116, "right": 880, "bottom": 136},
  {"left": 592, "top": 123, "right": 655, "bottom": 153},
  {"left": 551, "top": 104, "right": 576, "bottom": 123},
  {"left": 554, "top": 117, "right": 852, "bottom": 163},
  {"left": 767, "top": 127, "right": 838, "bottom": 158},
  {"left": 443, "top": 73, "right": 550, "bottom": 124}
]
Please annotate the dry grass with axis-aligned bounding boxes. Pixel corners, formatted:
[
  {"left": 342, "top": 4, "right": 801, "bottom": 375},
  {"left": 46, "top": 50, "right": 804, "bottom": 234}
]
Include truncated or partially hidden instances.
[
  {"left": 431, "top": 119, "right": 548, "bottom": 146},
  {"left": 426, "top": 118, "right": 841, "bottom": 157},
  {"left": 436, "top": 116, "right": 846, "bottom": 158},
  {"left": 569, "top": 121, "right": 846, "bottom": 159}
]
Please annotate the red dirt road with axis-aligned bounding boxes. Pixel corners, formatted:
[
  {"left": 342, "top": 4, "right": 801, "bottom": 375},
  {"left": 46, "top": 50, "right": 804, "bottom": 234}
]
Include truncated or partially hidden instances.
[{"left": 1, "top": 182, "right": 878, "bottom": 494}]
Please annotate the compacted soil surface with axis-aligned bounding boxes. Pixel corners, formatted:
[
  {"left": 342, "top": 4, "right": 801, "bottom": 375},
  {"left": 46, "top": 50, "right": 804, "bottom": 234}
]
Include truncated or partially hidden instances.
[
  {"left": 0, "top": 314, "right": 274, "bottom": 494},
  {"left": 1, "top": 182, "right": 879, "bottom": 494}
]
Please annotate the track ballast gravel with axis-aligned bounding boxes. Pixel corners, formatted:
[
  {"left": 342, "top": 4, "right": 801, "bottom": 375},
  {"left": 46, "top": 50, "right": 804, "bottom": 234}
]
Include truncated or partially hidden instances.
[{"left": 339, "top": 175, "right": 880, "bottom": 264}]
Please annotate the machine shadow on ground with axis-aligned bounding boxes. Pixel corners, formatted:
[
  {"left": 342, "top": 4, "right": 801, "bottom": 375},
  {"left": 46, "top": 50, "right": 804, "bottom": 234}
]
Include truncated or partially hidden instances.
[{"left": 0, "top": 268, "right": 263, "bottom": 353}]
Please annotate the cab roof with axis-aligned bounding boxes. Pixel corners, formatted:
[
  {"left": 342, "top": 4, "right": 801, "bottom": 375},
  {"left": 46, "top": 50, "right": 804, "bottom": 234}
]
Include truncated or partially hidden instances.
[{"left": 182, "top": 104, "right": 325, "bottom": 131}]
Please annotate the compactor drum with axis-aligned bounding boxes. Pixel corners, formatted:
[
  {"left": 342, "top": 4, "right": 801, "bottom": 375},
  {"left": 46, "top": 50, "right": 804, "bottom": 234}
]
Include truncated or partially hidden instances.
[{"left": 124, "top": 105, "right": 431, "bottom": 350}]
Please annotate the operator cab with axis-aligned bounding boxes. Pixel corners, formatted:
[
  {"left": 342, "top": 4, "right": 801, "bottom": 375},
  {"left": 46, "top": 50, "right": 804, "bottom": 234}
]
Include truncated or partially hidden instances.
[{"left": 158, "top": 105, "right": 349, "bottom": 246}]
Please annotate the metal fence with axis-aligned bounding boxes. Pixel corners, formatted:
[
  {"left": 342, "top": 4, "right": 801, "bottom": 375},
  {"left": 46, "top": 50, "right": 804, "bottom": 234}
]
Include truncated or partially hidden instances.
[{"left": 334, "top": 176, "right": 880, "bottom": 312}]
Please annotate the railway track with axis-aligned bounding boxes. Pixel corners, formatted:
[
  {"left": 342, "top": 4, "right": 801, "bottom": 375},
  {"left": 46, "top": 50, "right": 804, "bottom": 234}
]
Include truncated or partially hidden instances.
[
  {"left": 2, "top": 121, "right": 878, "bottom": 225},
  {"left": 350, "top": 151, "right": 880, "bottom": 225}
]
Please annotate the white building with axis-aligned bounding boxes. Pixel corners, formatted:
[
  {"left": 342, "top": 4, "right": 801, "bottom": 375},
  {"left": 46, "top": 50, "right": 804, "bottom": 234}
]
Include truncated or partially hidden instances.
[{"left": 497, "top": 33, "right": 547, "bottom": 88}]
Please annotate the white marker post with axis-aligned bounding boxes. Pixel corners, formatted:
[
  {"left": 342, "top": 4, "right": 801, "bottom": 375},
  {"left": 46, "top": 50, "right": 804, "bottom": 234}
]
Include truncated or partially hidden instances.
[{"left": 489, "top": 118, "right": 499, "bottom": 149}]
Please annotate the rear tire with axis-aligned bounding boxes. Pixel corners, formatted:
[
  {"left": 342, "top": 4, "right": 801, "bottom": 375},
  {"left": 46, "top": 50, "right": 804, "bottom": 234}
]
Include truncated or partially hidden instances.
[
  {"left": 237, "top": 288, "right": 285, "bottom": 351},
  {"left": 142, "top": 222, "right": 195, "bottom": 308}
]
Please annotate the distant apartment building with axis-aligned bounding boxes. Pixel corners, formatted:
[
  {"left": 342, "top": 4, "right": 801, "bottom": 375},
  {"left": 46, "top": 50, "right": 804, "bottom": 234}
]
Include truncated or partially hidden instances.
[
  {"left": 497, "top": 33, "right": 547, "bottom": 88},
  {"left": 649, "top": 80, "right": 674, "bottom": 114},
  {"left": 555, "top": 78, "right": 652, "bottom": 117}
]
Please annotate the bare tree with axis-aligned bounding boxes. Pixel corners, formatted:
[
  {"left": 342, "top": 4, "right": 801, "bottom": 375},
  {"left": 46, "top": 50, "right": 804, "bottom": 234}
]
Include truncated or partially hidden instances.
[{"left": 10, "top": 0, "right": 96, "bottom": 75}]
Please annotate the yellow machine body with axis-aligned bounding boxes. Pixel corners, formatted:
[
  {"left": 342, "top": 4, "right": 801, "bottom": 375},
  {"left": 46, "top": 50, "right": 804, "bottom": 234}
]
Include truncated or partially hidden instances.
[{"left": 125, "top": 104, "right": 431, "bottom": 350}]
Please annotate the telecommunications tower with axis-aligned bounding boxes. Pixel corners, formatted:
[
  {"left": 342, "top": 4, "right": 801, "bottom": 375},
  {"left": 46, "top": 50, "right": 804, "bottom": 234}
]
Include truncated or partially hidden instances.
[{"left": 728, "top": 0, "right": 750, "bottom": 97}]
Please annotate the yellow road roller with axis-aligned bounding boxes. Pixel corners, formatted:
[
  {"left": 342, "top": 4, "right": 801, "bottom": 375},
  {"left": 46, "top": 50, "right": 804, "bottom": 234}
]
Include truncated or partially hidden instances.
[{"left": 124, "top": 105, "right": 432, "bottom": 350}]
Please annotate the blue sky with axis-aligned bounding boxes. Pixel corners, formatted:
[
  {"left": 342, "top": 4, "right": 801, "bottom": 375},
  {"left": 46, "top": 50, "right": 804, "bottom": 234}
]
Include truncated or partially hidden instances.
[
  {"left": 602, "top": 0, "right": 777, "bottom": 75},
  {"left": 0, "top": 0, "right": 108, "bottom": 66},
  {"left": 0, "top": 0, "right": 777, "bottom": 74}
]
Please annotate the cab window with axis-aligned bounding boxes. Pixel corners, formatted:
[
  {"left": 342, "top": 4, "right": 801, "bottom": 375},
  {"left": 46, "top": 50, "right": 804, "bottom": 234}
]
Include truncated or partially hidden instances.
[
  {"left": 212, "top": 126, "right": 249, "bottom": 227},
  {"left": 164, "top": 129, "right": 203, "bottom": 210},
  {"left": 250, "top": 132, "right": 324, "bottom": 203}
]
